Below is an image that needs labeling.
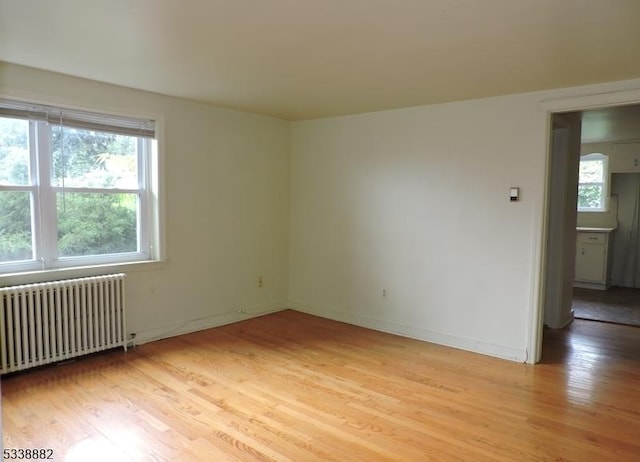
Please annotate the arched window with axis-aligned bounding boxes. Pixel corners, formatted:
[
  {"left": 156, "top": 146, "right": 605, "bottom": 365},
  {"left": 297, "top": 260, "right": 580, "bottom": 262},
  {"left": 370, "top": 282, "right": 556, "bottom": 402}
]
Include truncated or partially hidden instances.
[{"left": 577, "top": 153, "right": 608, "bottom": 212}]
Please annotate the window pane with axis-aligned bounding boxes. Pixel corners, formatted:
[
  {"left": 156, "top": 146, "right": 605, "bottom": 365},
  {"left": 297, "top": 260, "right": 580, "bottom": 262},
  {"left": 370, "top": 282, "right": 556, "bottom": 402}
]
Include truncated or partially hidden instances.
[
  {"left": 579, "top": 159, "right": 604, "bottom": 183},
  {"left": 0, "top": 191, "right": 33, "bottom": 262},
  {"left": 57, "top": 192, "right": 138, "bottom": 257},
  {"left": 52, "top": 126, "right": 138, "bottom": 189},
  {"left": 577, "top": 184, "right": 603, "bottom": 209},
  {"left": 0, "top": 117, "right": 30, "bottom": 186}
]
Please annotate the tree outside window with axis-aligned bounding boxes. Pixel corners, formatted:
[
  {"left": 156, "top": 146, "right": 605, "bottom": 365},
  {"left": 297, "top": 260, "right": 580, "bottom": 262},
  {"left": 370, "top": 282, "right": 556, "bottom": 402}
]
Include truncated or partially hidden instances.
[
  {"left": 0, "top": 100, "right": 159, "bottom": 274},
  {"left": 577, "top": 153, "right": 608, "bottom": 212}
]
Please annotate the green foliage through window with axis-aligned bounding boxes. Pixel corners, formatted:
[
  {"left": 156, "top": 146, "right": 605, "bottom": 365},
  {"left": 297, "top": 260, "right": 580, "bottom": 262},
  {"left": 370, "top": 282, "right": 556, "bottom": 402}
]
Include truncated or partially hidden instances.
[
  {"left": 0, "top": 191, "right": 32, "bottom": 261},
  {"left": 0, "top": 106, "right": 155, "bottom": 271},
  {"left": 57, "top": 193, "right": 137, "bottom": 257},
  {"left": 577, "top": 153, "right": 607, "bottom": 212}
]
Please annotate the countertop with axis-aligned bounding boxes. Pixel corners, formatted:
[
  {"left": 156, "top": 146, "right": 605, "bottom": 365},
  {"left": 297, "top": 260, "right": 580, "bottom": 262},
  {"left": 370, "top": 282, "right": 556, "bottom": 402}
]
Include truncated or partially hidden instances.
[{"left": 576, "top": 227, "right": 617, "bottom": 233}]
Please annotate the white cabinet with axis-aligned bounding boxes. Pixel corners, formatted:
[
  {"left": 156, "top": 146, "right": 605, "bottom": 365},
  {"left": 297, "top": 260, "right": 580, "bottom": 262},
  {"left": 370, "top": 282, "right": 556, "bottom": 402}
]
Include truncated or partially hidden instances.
[
  {"left": 574, "top": 229, "right": 614, "bottom": 290},
  {"left": 609, "top": 143, "right": 640, "bottom": 173}
]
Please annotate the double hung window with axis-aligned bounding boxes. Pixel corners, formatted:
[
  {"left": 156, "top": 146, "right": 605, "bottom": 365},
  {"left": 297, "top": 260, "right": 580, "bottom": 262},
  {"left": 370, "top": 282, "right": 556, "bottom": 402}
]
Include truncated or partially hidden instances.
[
  {"left": 577, "top": 152, "right": 608, "bottom": 212},
  {"left": 0, "top": 99, "right": 158, "bottom": 273}
]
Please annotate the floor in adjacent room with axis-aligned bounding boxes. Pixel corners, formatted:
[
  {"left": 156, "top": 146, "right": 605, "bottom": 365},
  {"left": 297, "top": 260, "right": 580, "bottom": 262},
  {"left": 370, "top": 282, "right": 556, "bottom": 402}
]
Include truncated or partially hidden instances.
[
  {"left": 2, "top": 310, "right": 640, "bottom": 461},
  {"left": 572, "top": 286, "right": 640, "bottom": 327}
]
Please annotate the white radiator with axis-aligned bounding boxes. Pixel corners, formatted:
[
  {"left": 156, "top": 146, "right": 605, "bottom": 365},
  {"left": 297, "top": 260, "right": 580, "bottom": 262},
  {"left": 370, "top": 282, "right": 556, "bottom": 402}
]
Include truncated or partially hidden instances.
[{"left": 0, "top": 274, "right": 127, "bottom": 375}]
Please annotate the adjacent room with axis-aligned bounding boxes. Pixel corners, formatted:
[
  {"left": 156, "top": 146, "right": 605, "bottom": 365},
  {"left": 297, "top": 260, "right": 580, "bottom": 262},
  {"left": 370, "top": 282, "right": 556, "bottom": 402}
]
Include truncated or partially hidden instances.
[
  {"left": 572, "top": 104, "right": 640, "bottom": 328},
  {"left": 1, "top": 1, "right": 640, "bottom": 460}
]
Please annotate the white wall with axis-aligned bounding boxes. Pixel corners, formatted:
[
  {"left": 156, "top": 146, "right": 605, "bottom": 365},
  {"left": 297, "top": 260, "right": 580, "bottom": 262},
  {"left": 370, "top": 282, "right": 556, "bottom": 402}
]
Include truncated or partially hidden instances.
[
  {"left": 0, "top": 62, "right": 291, "bottom": 343},
  {"left": 289, "top": 95, "right": 547, "bottom": 361},
  {"left": 289, "top": 81, "right": 640, "bottom": 362},
  {"left": 3, "top": 61, "right": 640, "bottom": 363}
]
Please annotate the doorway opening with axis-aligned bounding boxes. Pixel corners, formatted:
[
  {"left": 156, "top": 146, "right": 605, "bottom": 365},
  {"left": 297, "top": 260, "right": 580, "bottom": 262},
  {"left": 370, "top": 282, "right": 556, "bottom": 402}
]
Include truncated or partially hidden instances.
[
  {"left": 572, "top": 105, "right": 640, "bottom": 327},
  {"left": 539, "top": 101, "right": 640, "bottom": 362}
]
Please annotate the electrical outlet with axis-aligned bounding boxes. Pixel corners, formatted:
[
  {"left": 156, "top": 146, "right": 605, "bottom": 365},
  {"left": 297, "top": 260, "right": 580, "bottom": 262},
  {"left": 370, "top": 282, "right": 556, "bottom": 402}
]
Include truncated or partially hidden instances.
[
  {"left": 382, "top": 289, "right": 388, "bottom": 299},
  {"left": 257, "top": 276, "right": 263, "bottom": 288}
]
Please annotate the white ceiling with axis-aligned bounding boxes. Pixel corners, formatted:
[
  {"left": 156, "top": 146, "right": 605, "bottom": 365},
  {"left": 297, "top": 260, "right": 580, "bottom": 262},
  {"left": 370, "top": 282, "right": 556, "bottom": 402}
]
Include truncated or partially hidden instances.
[{"left": 1, "top": 0, "right": 640, "bottom": 121}]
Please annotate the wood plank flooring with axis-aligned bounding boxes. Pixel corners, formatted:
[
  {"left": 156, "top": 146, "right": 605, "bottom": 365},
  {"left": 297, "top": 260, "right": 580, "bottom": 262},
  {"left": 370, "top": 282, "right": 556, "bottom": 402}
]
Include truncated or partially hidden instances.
[{"left": 2, "top": 310, "right": 640, "bottom": 461}]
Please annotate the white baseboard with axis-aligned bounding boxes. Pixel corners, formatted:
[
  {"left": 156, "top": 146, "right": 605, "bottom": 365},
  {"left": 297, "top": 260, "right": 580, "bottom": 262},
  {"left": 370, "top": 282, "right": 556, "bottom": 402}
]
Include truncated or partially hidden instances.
[
  {"left": 545, "top": 309, "right": 575, "bottom": 330},
  {"left": 573, "top": 281, "right": 607, "bottom": 290},
  {"left": 289, "top": 300, "right": 527, "bottom": 363},
  {"left": 131, "top": 301, "right": 287, "bottom": 346},
  {"left": 560, "top": 309, "right": 575, "bottom": 328}
]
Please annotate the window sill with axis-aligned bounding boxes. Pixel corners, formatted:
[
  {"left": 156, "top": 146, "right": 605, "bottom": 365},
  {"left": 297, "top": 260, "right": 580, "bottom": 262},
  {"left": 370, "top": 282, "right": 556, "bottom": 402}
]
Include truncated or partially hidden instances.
[{"left": 0, "top": 260, "right": 167, "bottom": 287}]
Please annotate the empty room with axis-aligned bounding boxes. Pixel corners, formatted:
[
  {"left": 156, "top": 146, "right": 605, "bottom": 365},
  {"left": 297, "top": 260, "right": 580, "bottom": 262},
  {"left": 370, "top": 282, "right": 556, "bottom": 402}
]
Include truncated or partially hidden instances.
[{"left": 1, "top": 1, "right": 640, "bottom": 461}]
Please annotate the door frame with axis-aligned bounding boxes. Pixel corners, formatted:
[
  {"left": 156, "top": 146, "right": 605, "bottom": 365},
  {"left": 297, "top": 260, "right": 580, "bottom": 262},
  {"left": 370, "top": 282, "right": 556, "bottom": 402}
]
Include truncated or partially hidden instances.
[
  {"left": 542, "top": 113, "right": 581, "bottom": 330},
  {"left": 529, "top": 86, "right": 640, "bottom": 363}
]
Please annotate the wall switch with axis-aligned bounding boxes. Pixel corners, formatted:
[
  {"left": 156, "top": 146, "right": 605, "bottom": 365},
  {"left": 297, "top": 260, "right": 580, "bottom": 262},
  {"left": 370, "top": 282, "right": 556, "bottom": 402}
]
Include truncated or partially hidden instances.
[{"left": 510, "top": 187, "right": 520, "bottom": 202}]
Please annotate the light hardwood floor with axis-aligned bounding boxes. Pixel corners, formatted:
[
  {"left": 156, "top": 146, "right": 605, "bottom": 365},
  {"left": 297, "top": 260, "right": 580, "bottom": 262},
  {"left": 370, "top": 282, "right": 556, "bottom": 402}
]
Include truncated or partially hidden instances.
[{"left": 2, "top": 310, "right": 640, "bottom": 461}]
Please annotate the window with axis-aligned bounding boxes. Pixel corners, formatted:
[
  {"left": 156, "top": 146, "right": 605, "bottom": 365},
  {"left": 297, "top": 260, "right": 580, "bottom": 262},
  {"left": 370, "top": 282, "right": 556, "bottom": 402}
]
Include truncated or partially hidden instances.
[
  {"left": 577, "top": 152, "right": 608, "bottom": 212},
  {"left": 0, "top": 99, "right": 159, "bottom": 274}
]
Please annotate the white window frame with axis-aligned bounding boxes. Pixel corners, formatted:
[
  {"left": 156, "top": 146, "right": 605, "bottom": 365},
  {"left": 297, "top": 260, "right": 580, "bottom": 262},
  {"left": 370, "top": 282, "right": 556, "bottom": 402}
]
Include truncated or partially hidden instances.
[
  {"left": 577, "top": 152, "right": 609, "bottom": 212},
  {"left": 0, "top": 99, "right": 161, "bottom": 275}
]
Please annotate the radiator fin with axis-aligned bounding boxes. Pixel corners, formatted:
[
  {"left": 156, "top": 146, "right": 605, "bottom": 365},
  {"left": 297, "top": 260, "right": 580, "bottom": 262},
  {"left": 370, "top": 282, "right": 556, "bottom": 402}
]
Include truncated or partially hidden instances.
[{"left": 1, "top": 274, "right": 126, "bottom": 374}]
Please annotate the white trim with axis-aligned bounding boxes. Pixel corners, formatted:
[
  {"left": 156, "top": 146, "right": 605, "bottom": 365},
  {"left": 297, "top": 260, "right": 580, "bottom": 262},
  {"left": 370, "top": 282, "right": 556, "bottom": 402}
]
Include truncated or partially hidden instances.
[
  {"left": 132, "top": 302, "right": 287, "bottom": 346},
  {"left": 150, "top": 117, "right": 166, "bottom": 262},
  {"left": 0, "top": 259, "right": 167, "bottom": 287},
  {"left": 577, "top": 153, "right": 608, "bottom": 212},
  {"left": 530, "top": 84, "right": 640, "bottom": 364},
  {"left": 49, "top": 186, "right": 141, "bottom": 194},
  {"left": 37, "top": 122, "right": 56, "bottom": 266},
  {"left": 0, "top": 89, "right": 167, "bottom": 270},
  {"left": 573, "top": 281, "right": 607, "bottom": 290},
  {"left": 290, "top": 300, "right": 527, "bottom": 362},
  {"left": 1, "top": 116, "right": 161, "bottom": 274},
  {"left": 538, "top": 87, "right": 640, "bottom": 113}
]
